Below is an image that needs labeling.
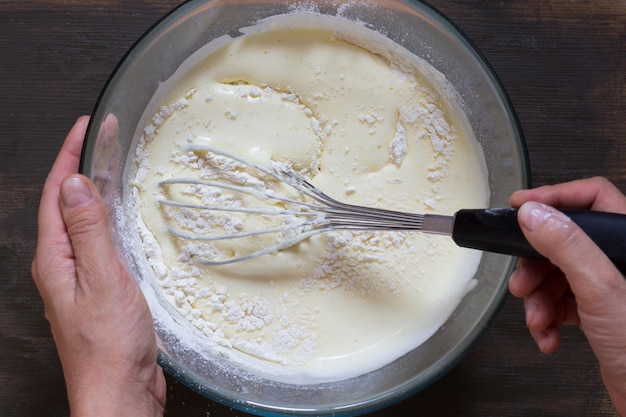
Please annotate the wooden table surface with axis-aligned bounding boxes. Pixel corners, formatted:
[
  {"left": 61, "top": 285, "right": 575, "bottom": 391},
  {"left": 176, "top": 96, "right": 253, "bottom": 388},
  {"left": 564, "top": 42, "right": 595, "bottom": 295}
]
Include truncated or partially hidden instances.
[{"left": 1, "top": 1, "right": 625, "bottom": 416}]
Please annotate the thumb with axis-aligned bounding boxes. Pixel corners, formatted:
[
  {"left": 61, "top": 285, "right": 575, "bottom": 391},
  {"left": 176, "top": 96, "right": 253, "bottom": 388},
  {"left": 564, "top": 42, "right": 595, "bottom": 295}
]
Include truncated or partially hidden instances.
[
  {"left": 517, "top": 201, "right": 623, "bottom": 303},
  {"left": 59, "top": 174, "right": 124, "bottom": 296}
]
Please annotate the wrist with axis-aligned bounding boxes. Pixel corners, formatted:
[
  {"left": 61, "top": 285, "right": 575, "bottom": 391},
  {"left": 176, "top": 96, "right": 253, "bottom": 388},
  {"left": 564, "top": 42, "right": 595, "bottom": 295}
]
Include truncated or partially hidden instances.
[{"left": 65, "top": 365, "right": 165, "bottom": 417}]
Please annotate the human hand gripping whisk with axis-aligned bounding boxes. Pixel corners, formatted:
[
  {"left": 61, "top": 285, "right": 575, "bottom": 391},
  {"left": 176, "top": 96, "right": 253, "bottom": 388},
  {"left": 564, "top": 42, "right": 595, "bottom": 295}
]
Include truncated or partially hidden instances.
[{"left": 158, "top": 145, "right": 626, "bottom": 273}]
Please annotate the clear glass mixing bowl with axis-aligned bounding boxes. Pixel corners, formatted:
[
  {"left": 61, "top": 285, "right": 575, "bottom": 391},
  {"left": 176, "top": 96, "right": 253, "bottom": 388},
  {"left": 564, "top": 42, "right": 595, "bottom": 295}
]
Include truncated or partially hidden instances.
[{"left": 80, "top": 0, "right": 529, "bottom": 415}]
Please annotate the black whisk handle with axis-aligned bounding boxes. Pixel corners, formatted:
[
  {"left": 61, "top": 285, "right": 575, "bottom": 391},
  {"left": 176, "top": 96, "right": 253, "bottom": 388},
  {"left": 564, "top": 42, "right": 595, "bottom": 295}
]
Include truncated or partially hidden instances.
[{"left": 452, "top": 208, "right": 626, "bottom": 275}]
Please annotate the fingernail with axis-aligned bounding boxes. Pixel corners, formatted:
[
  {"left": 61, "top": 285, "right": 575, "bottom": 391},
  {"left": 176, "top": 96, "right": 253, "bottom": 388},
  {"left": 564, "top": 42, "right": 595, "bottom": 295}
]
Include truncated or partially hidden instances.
[
  {"left": 518, "top": 201, "right": 553, "bottom": 232},
  {"left": 61, "top": 176, "right": 93, "bottom": 208}
]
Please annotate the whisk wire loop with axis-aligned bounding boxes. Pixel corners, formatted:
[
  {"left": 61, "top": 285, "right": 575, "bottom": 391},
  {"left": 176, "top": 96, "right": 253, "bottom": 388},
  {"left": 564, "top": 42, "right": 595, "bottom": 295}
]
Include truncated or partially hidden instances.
[{"left": 158, "top": 145, "right": 425, "bottom": 265}]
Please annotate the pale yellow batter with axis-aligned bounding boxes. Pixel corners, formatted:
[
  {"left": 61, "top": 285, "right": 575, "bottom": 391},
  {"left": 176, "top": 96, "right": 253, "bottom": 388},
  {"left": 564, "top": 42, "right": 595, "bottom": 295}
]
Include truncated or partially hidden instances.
[{"left": 131, "top": 14, "right": 489, "bottom": 383}]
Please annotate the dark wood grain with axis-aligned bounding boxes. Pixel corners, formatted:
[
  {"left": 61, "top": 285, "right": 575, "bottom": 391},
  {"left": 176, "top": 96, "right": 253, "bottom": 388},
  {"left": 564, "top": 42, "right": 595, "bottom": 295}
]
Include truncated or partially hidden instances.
[{"left": 1, "top": 1, "right": 624, "bottom": 416}]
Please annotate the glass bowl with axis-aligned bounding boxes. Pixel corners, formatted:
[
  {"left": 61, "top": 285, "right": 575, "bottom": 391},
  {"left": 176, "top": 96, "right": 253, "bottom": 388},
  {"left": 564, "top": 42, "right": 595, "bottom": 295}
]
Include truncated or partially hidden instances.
[{"left": 81, "top": 0, "right": 529, "bottom": 415}]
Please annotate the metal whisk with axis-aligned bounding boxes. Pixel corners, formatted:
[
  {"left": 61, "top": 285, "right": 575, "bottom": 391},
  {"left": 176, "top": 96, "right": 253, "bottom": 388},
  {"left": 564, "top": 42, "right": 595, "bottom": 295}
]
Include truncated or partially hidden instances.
[{"left": 157, "top": 145, "right": 626, "bottom": 272}]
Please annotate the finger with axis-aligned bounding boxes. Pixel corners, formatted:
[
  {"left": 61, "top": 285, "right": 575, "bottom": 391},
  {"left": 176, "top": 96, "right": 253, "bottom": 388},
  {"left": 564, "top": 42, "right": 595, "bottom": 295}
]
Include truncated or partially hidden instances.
[
  {"left": 517, "top": 201, "right": 625, "bottom": 305},
  {"left": 33, "top": 116, "right": 90, "bottom": 300},
  {"left": 59, "top": 174, "right": 125, "bottom": 299},
  {"left": 509, "top": 257, "right": 555, "bottom": 297},
  {"left": 37, "top": 116, "right": 91, "bottom": 247},
  {"left": 93, "top": 113, "right": 121, "bottom": 194},
  {"left": 530, "top": 322, "right": 561, "bottom": 354},
  {"left": 510, "top": 177, "right": 626, "bottom": 214},
  {"left": 528, "top": 291, "right": 578, "bottom": 354},
  {"left": 523, "top": 271, "right": 569, "bottom": 332}
]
